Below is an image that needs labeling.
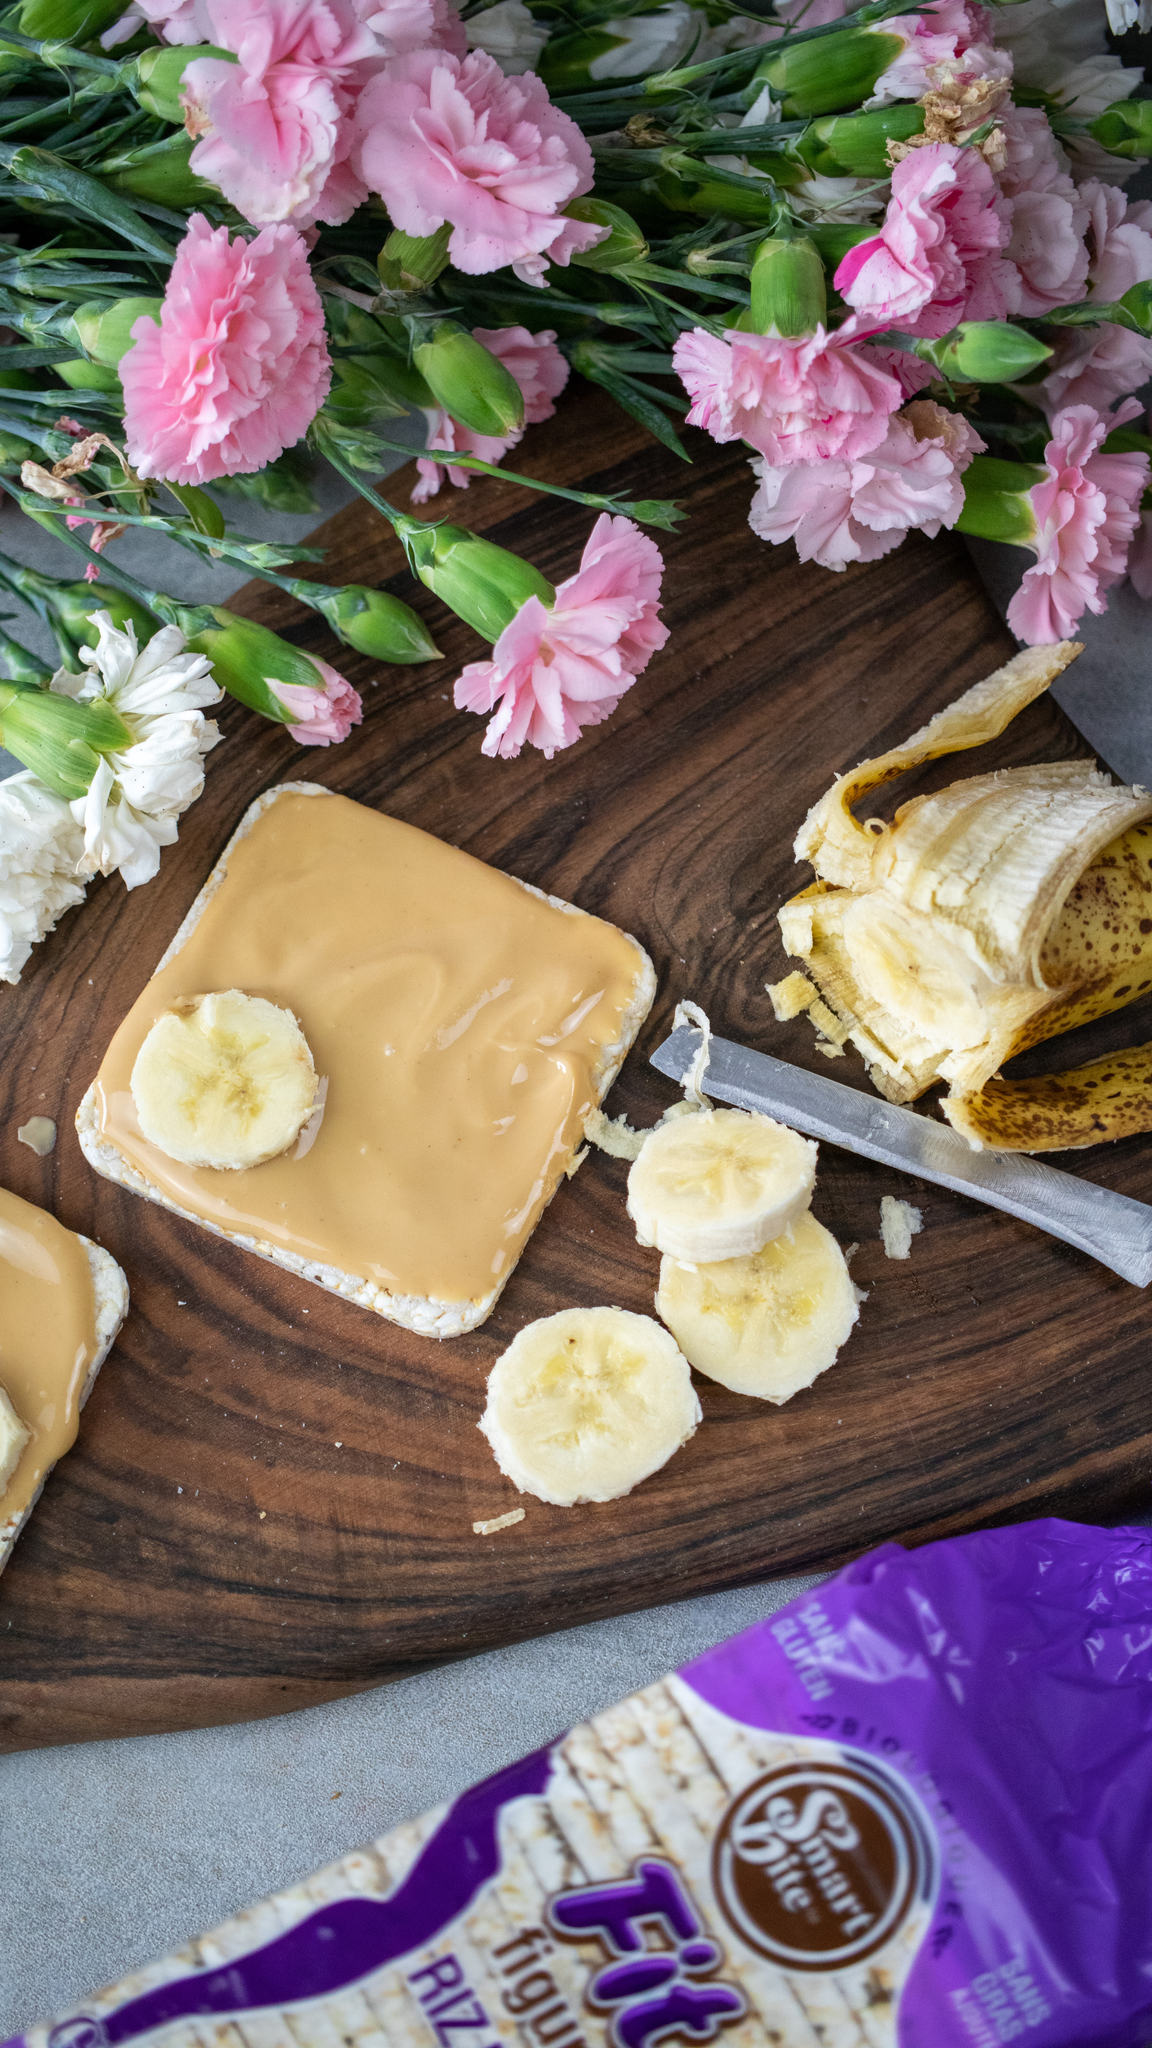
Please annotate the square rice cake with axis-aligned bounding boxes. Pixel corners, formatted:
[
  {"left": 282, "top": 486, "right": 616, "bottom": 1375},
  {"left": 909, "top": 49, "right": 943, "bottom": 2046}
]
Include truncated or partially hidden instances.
[{"left": 77, "top": 783, "right": 655, "bottom": 1338}]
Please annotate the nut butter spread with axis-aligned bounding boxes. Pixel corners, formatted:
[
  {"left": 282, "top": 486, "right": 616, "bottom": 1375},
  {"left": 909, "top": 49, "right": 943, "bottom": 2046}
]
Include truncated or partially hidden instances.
[
  {"left": 0, "top": 1186, "right": 98, "bottom": 1525},
  {"left": 93, "top": 790, "right": 648, "bottom": 1306}
]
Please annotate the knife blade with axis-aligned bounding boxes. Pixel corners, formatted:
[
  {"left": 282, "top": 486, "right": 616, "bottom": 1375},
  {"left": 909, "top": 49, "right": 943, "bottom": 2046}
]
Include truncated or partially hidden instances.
[{"left": 650, "top": 1026, "right": 1152, "bottom": 1288}]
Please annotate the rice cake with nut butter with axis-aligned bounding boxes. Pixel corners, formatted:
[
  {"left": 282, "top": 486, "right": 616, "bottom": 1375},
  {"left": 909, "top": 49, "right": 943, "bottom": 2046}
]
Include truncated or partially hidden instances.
[
  {"left": 76, "top": 783, "right": 655, "bottom": 1338},
  {"left": 0, "top": 1186, "right": 128, "bottom": 1574}
]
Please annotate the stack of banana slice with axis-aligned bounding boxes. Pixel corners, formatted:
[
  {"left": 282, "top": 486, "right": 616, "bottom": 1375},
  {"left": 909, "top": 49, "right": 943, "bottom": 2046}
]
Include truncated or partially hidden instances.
[
  {"left": 777, "top": 643, "right": 1152, "bottom": 1151},
  {"left": 479, "top": 1092, "right": 861, "bottom": 1507},
  {"left": 627, "top": 1106, "right": 858, "bottom": 1404}
]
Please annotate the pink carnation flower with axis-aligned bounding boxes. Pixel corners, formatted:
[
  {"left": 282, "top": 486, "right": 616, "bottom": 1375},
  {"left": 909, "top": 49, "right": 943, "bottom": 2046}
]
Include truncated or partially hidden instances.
[
  {"left": 835, "top": 142, "right": 1018, "bottom": 337},
  {"left": 102, "top": 0, "right": 198, "bottom": 45},
  {"left": 1007, "top": 405, "right": 1149, "bottom": 643},
  {"left": 748, "top": 402, "right": 985, "bottom": 572},
  {"left": 1036, "top": 183, "right": 1152, "bottom": 417},
  {"left": 867, "top": 0, "right": 1011, "bottom": 107},
  {"left": 270, "top": 659, "right": 364, "bottom": 745},
  {"left": 121, "top": 214, "right": 331, "bottom": 486},
  {"left": 183, "top": 0, "right": 386, "bottom": 228},
  {"left": 454, "top": 514, "right": 668, "bottom": 758},
  {"left": 672, "top": 325, "right": 903, "bottom": 467},
  {"left": 352, "top": 49, "right": 604, "bottom": 285},
  {"left": 412, "top": 325, "right": 569, "bottom": 501}
]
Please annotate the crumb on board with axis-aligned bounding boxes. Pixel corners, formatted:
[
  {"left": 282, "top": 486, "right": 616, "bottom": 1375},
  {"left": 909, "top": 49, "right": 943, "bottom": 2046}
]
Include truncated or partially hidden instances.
[
  {"left": 584, "top": 1105, "right": 649, "bottom": 1160},
  {"left": 17, "top": 1116, "right": 56, "bottom": 1156},
  {"left": 565, "top": 1145, "right": 589, "bottom": 1179},
  {"left": 473, "top": 1509, "right": 526, "bottom": 1536},
  {"left": 766, "top": 973, "right": 818, "bottom": 1022},
  {"left": 880, "top": 1195, "right": 924, "bottom": 1260}
]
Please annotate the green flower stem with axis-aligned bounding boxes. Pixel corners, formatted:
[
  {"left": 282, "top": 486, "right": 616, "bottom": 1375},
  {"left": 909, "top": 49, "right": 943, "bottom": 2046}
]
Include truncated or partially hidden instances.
[{"left": 368, "top": 435, "right": 686, "bottom": 532}]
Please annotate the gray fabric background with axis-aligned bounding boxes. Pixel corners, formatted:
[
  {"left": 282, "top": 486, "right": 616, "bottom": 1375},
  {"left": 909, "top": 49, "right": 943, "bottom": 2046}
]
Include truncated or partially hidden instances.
[{"left": 0, "top": 1574, "right": 822, "bottom": 2033}]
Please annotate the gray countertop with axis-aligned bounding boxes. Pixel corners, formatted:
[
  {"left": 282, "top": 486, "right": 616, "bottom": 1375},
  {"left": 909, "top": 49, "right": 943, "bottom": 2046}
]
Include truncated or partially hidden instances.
[{"left": 0, "top": 1571, "right": 821, "bottom": 2033}]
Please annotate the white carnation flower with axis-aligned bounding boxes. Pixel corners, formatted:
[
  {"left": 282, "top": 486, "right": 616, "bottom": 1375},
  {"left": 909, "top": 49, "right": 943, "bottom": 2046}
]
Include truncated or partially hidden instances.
[
  {"left": 0, "top": 771, "right": 88, "bottom": 985},
  {"left": 51, "top": 612, "right": 223, "bottom": 892},
  {"left": 466, "top": 0, "right": 550, "bottom": 74}
]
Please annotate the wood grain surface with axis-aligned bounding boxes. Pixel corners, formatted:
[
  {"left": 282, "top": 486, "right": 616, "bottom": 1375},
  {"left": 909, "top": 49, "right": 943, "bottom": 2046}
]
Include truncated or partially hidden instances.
[{"left": 2, "top": 385, "right": 1150, "bottom": 1757}]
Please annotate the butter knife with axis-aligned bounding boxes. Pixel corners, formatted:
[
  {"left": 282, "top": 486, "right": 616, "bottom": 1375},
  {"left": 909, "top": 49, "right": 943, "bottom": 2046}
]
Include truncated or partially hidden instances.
[{"left": 651, "top": 1026, "right": 1152, "bottom": 1288}]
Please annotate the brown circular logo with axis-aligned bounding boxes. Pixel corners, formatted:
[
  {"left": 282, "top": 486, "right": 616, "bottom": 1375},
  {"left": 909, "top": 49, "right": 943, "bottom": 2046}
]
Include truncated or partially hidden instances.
[{"left": 711, "top": 1750, "right": 938, "bottom": 1972}]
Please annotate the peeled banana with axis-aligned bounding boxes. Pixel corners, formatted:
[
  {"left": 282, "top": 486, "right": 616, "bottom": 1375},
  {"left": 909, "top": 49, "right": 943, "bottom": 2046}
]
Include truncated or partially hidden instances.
[
  {"left": 778, "top": 644, "right": 1152, "bottom": 1151},
  {"left": 131, "top": 989, "right": 318, "bottom": 1171},
  {"left": 626, "top": 1106, "right": 817, "bottom": 1261},
  {"left": 0, "top": 1385, "right": 30, "bottom": 1492},
  {"left": 478, "top": 1306, "right": 701, "bottom": 1505},
  {"left": 655, "top": 1214, "right": 859, "bottom": 1404}
]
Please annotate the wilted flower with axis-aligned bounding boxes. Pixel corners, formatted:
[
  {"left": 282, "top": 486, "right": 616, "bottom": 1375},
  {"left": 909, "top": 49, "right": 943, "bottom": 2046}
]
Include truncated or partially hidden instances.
[
  {"left": 0, "top": 772, "right": 87, "bottom": 985},
  {"left": 52, "top": 612, "right": 223, "bottom": 890},
  {"left": 673, "top": 325, "right": 903, "bottom": 467},
  {"left": 454, "top": 514, "right": 667, "bottom": 757},
  {"left": 412, "top": 326, "right": 569, "bottom": 501},
  {"left": 352, "top": 49, "right": 605, "bottom": 284},
  {"left": 121, "top": 214, "right": 331, "bottom": 486},
  {"left": 749, "top": 403, "right": 985, "bottom": 572}
]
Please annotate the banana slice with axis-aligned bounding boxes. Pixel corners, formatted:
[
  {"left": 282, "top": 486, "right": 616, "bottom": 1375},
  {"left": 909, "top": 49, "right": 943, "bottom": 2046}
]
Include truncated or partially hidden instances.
[
  {"left": 626, "top": 1106, "right": 816, "bottom": 1262},
  {"left": 655, "top": 1212, "right": 858, "bottom": 1404},
  {"left": 131, "top": 989, "right": 318, "bottom": 1171},
  {"left": 479, "top": 1306, "right": 701, "bottom": 1506},
  {"left": 0, "top": 1385, "right": 31, "bottom": 1493}
]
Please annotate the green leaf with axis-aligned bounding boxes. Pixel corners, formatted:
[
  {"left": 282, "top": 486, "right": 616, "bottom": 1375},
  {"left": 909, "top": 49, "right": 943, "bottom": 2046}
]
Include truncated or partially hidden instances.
[{"left": 164, "top": 480, "right": 226, "bottom": 540}]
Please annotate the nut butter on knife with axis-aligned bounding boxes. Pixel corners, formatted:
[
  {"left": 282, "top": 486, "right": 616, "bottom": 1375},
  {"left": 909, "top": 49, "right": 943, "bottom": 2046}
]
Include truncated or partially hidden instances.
[{"left": 651, "top": 1025, "right": 1152, "bottom": 1287}]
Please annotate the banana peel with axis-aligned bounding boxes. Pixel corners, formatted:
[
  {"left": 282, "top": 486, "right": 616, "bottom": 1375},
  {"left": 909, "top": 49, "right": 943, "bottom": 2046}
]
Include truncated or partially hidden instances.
[{"left": 777, "top": 643, "right": 1152, "bottom": 1151}]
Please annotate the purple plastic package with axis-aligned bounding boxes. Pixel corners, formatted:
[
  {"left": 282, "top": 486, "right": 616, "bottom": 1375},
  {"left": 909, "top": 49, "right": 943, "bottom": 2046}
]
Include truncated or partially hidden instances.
[{"left": 11, "top": 1517, "right": 1152, "bottom": 2048}]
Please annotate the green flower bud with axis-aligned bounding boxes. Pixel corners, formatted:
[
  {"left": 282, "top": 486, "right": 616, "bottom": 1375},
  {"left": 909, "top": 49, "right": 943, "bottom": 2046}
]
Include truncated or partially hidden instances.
[
  {"left": 0, "top": 428, "right": 35, "bottom": 470},
  {"left": 55, "top": 359, "right": 122, "bottom": 392},
  {"left": 0, "top": 627, "right": 51, "bottom": 688},
  {"left": 413, "top": 323, "right": 525, "bottom": 438},
  {"left": 377, "top": 225, "right": 452, "bottom": 294},
  {"left": 69, "top": 296, "right": 162, "bottom": 369},
  {"left": 565, "top": 197, "right": 649, "bottom": 272},
  {"left": 100, "top": 136, "right": 214, "bottom": 210},
  {"left": 955, "top": 455, "right": 1046, "bottom": 548},
  {"left": 17, "top": 0, "right": 124, "bottom": 36},
  {"left": 178, "top": 608, "right": 327, "bottom": 723},
  {"left": 133, "top": 43, "right": 236, "bottom": 124},
  {"left": 0, "top": 679, "right": 132, "bottom": 802},
  {"left": 8, "top": 568, "right": 162, "bottom": 665},
  {"left": 400, "top": 522, "right": 554, "bottom": 643},
  {"left": 655, "top": 170, "right": 779, "bottom": 226},
  {"left": 1086, "top": 97, "right": 1152, "bottom": 162},
  {"left": 795, "top": 102, "right": 924, "bottom": 178},
  {"left": 749, "top": 235, "right": 827, "bottom": 336},
  {"left": 914, "top": 321, "right": 1054, "bottom": 383},
  {"left": 750, "top": 26, "right": 906, "bottom": 118},
  {"left": 313, "top": 584, "right": 441, "bottom": 663}
]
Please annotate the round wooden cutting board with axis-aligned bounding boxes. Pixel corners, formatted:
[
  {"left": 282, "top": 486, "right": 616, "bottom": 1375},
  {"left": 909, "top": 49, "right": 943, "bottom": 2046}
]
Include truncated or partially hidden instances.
[{"left": 1, "top": 386, "right": 1149, "bottom": 1755}]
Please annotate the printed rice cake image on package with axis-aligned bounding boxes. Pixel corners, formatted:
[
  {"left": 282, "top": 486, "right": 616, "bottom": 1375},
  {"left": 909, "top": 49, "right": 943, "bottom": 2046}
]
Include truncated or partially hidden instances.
[{"left": 12, "top": 1520, "right": 1152, "bottom": 2048}]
